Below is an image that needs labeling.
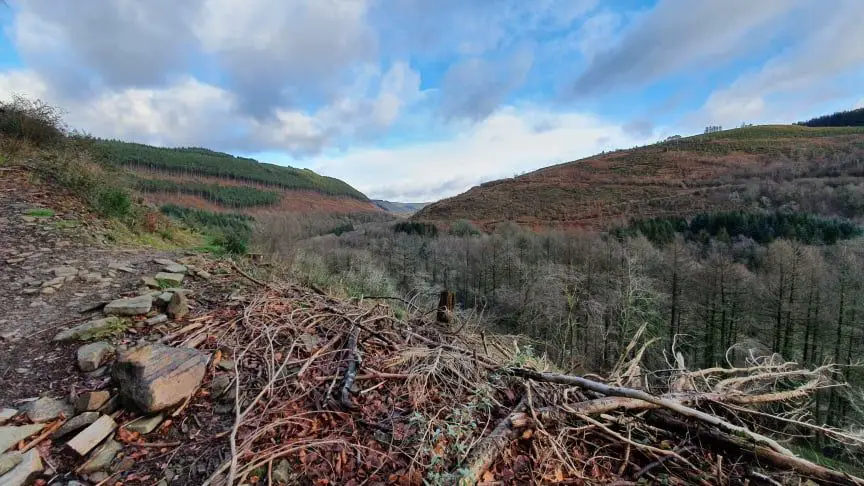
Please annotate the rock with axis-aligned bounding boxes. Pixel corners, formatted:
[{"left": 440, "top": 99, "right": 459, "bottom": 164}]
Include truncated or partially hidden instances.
[
  {"left": 52, "top": 412, "right": 100, "bottom": 439},
  {"left": 124, "top": 414, "right": 163, "bottom": 435},
  {"left": 0, "top": 424, "right": 45, "bottom": 453},
  {"left": 154, "top": 272, "right": 184, "bottom": 287},
  {"left": 22, "top": 288, "right": 40, "bottom": 295},
  {"left": 82, "top": 272, "right": 103, "bottom": 283},
  {"left": 88, "top": 471, "right": 109, "bottom": 483},
  {"left": 112, "top": 456, "right": 135, "bottom": 473},
  {"left": 77, "top": 342, "right": 115, "bottom": 372},
  {"left": 67, "top": 415, "right": 117, "bottom": 456},
  {"left": 0, "top": 451, "right": 22, "bottom": 476},
  {"left": 104, "top": 294, "right": 152, "bottom": 316},
  {"left": 155, "top": 292, "right": 174, "bottom": 307},
  {"left": 98, "top": 396, "right": 120, "bottom": 415},
  {"left": 41, "top": 286, "right": 56, "bottom": 295},
  {"left": 113, "top": 344, "right": 209, "bottom": 413},
  {"left": 52, "top": 266, "right": 78, "bottom": 277},
  {"left": 217, "top": 359, "right": 235, "bottom": 371},
  {"left": 144, "top": 314, "right": 168, "bottom": 326},
  {"left": 153, "top": 258, "right": 177, "bottom": 266},
  {"left": 140, "top": 276, "right": 160, "bottom": 289},
  {"left": 77, "top": 438, "right": 122, "bottom": 473},
  {"left": 23, "top": 397, "right": 74, "bottom": 423},
  {"left": 41, "top": 276, "right": 65, "bottom": 288},
  {"left": 21, "top": 216, "right": 36, "bottom": 223},
  {"left": 167, "top": 292, "right": 189, "bottom": 319},
  {"left": 108, "top": 262, "right": 136, "bottom": 273},
  {"left": 162, "top": 263, "right": 187, "bottom": 274},
  {"left": 83, "top": 366, "right": 108, "bottom": 379},
  {"left": 194, "top": 269, "right": 213, "bottom": 280},
  {"left": 272, "top": 459, "right": 292, "bottom": 483},
  {"left": 76, "top": 391, "right": 111, "bottom": 412},
  {"left": 209, "top": 374, "right": 232, "bottom": 398},
  {"left": 0, "top": 409, "right": 16, "bottom": 425},
  {"left": 0, "top": 449, "right": 42, "bottom": 486},
  {"left": 53, "top": 316, "right": 128, "bottom": 341}
]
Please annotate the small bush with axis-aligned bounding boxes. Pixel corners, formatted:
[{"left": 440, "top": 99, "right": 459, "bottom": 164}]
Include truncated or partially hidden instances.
[
  {"left": 95, "top": 188, "right": 132, "bottom": 218},
  {"left": 25, "top": 208, "right": 55, "bottom": 218},
  {"left": 217, "top": 232, "right": 248, "bottom": 255},
  {"left": 0, "top": 95, "right": 66, "bottom": 146},
  {"left": 449, "top": 219, "right": 481, "bottom": 237}
]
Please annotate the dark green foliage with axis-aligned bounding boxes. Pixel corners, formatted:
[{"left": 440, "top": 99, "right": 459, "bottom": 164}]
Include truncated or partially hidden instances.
[
  {"left": 449, "top": 219, "right": 481, "bottom": 237},
  {"left": 622, "top": 211, "right": 861, "bottom": 246},
  {"left": 133, "top": 177, "right": 281, "bottom": 207},
  {"left": 160, "top": 204, "right": 252, "bottom": 253},
  {"left": 798, "top": 107, "right": 864, "bottom": 127},
  {"left": 327, "top": 223, "right": 355, "bottom": 236},
  {"left": 95, "top": 188, "right": 132, "bottom": 218},
  {"left": 93, "top": 139, "right": 368, "bottom": 200},
  {"left": 0, "top": 95, "right": 65, "bottom": 146},
  {"left": 393, "top": 221, "right": 439, "bottom": 237}
]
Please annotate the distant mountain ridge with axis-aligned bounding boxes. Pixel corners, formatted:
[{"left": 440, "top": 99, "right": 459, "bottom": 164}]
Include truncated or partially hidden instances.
[
  {"left": 372, "top": 200, "right": 429, "bottom": 214},
  {"left": 415, "top": 124, "right": 864, "bottom": 229}
]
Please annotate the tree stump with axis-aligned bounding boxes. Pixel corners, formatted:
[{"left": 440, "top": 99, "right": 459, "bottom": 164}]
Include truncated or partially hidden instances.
[{"left": 437, "top": 290, "right": 454, "bottom": 323}]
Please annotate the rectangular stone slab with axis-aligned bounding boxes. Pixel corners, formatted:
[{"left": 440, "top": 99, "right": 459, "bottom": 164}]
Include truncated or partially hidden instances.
[{"left": 66, "top": 415, "right": 117, "bottom": 456}]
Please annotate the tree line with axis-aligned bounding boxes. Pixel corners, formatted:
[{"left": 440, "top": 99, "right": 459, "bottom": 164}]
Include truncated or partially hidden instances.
[
  {"left": 798, "top": 107, "right": 864, "bottom": 127},
  {"left": 132, "top": 177, "right": 281, "bottom": 208}
]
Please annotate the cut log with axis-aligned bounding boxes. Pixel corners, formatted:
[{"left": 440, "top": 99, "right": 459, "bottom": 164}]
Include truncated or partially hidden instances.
[{"left": 450, "top": 397, "right": 528, "bottom": 485}]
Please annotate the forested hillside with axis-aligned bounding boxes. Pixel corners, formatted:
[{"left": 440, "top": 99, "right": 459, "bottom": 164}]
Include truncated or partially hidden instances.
[
  {"left": 416, "top": 125, "right": 864, "bottom": 229},
  {"left": 799, "top": 107, "right": 864, "bottom": 127},
  {"left": 95, "top": 140, "right": 368, "bottom": 200}
]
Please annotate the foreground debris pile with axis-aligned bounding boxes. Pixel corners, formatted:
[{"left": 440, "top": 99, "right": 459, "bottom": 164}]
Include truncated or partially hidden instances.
[{"left": 3, "top": 271, "right": 864, "bottom": 484}]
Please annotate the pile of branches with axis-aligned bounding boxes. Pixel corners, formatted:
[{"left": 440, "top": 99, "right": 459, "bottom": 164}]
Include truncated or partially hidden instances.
[{"left": 166, "top": 283, "right": 864, "bottom": 485}]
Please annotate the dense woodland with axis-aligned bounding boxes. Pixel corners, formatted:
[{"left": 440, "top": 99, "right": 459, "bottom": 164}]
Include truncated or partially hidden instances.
[
  {"left": 94, "top": 139, "right": 368, "bottom": 200},
  {"left": 133, "top": 177, "right": 281, "bottom": 207},
  {"left": 274, "top": 215, "right": 864, "bottom": 430},
  {"left": 799, "top": 107, "right": 864, "bottom": 127}
]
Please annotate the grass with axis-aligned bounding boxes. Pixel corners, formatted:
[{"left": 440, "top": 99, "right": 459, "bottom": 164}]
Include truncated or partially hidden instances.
[{"left": 25, "top": 208, "right": 55, "bottom": 218}]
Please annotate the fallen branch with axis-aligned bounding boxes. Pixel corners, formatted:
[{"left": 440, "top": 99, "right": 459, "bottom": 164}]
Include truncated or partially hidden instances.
[
  {"left": 338, "top": 327, "right": 361, "bottom": 410},
  {"left": 452, "top": 396, "right": 528, "bottom": 486}
]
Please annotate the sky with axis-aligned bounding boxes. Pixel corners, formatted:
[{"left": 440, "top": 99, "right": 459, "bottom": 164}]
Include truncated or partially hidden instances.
[{"left": 1, "top": 0, "right": 863, "bottom": 202}]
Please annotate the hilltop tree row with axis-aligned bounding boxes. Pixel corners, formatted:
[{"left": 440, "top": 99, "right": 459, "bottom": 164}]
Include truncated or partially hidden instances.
[{"left": 133, "top": 177, "right": 281, "bottom": 208}]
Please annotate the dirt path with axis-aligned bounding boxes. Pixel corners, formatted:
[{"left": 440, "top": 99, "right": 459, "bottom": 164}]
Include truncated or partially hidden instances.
[{"left": 0, "top": 168, "right": 182, "bottom": 402}]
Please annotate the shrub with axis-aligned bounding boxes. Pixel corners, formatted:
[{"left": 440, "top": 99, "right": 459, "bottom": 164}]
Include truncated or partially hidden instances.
[
  {"left": 95, "top": 188, "right": 132, "bottom": 218},
  {"left": 0, "top": 95, "right": 66, "bottom": 146},
  {"left": 393, "top": 221, "right": 438, "bottom": 237},
  {"left": 449, "top": 219, "right": 481, "bottom": 237},
  {"left": 218, "top": 232, "right": 248, "bottom": 255}
]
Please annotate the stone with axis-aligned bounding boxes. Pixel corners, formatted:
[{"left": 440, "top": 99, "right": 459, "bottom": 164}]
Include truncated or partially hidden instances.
[
  {"left": 52, "top": 266, "right": 77, "bottom": 277},
  {"left": 77, "top": 342, "right": 115, "bottom": 372},
  {"left": 112, "top": 456, "right": 135, "bottom": 473},
  {"left": 104, "top": 294, "right": 152, "bottom": 316},
  {"left": 155, "top": 292, "right": 174, "bottom": 307},
  {"left": 154, "top": 272, "right": 184, "bottom": 286},
  {"left": 40, "top": 286, "right": 56, "bottom": 295},
  {"left": 217, "top": 359, "right": 235, "bottom": 371},
  {"left": 140, "top": 276, "right": 160, "bottom": 289},
  {"left": 23, "top": 397, "right": 74, "bottom": 423},
  {"left": 41, "top": 276, "right": 65, "bottom": 287},
  {"left": 77, "top": 438, "right": 122, "bottom": 473},
  {"left": 0, "top": 449, "right": 42, "bottom": 486},
  {"left": 167, "top": 292, "right": 189, "bottom": 319},
  {"left": 98, "top": 396, "right": 121, "bottom": 415},
  {"left": 144, "top": 314, "right": 168, "bottom": 326},
  {"left": 194, "top": 269, "right": 213, "bottom": 280},
  {"left": 162, "top": 263, "right": 187, "bottom": 274},
  {"left": 209, "top": 374, "right": 232, "bottom": 398},
  {"left": 52, "top": 412, "right": 100, "bottom": 439},
  {"left": 0, "top": 409, "right": 16, "bottom": 425},
  {"left": 124, "top": 414, "right": 164, "bottom": 435},
  {"left": 113, "top": 344, "right": 209, "bottom": 413},
  {"left": 66, "top": 415, "right": 117, "bottom": 456},
  {"left": 153, "top": 258, "right": 177, "bottom": 266},
  {"left": 272, "top": 459, "right": 292, "bottom": 483},
  {"left": 108, "top": 262, "right": 136, "bottom": 273},
  {"left": 76, "top": 391, "right": 111, "bottom": 412},
  {"left": 53, "top": 316, "right": 128, "bottom": 342},
  {"left": 83, "top": 366, "right": 108, "bottom": 379},
  {"left": 0, "top": 451, "right": 22, "bottom": 476},
  {"left": 88, "top": 471, "right": 109, "bottom": 483},
  {"left": 82, "top": 272, "right": 103, "bottom": 283},
  {"left": 22, "top": 288, "right": 40, "bottom": 295},
  {"left": 0, "top": 424, "right": 45, "bottom": 453}
]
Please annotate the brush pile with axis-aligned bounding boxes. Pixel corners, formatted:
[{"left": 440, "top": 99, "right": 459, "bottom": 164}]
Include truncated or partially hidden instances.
[{"left": 166, "top": 283, "right": 864, "bottom": 485}]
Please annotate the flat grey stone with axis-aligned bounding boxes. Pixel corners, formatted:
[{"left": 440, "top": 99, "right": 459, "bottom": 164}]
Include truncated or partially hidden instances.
[
  {"left": 154, "top": 272, "right": 184, "bottom": 286},
  {"left": 0, "top": 408, "right": 17, "bottom": 425},
  {"left": 0, "top": 449, "right": 42, "bottom": 486},
  {"left": 0, "top": 451, "right": 23, "bottom": 476},
  {"left": 0, "top": 424, "right": 45, "bottom": 453},
  {"left": 167, "top": 292, "right": 189, "bottom": 319},
  {"left": 52, "top": 266, "right": 78, "bottom": 277},
  {"left": 162, "top": 263, "right": 187, "bottom": 274},
  {"left": 108, "top": 262, "right": 136, "bottom": 273},
  {"left": 75, "top": 391, "right": 111, "bottom": 412},
  {"left": 156, "top": 292, "right": 174, "bottom": 307},
  {"left": 153, "top": 258, "right": 177, "bottom": 266},
  {"left": 77, "top": 342, "right": 115, "bottom": 372},
  {"left": 144, "top": 314, "right": 168, "bottom": 326},
  {"left": 23, "top": 397, "right": 74, "bottom": 423},
  {"left": 104, "top": 294, "right": 152, "bottom": 316},
  {"left": 113, "top": 344, "right": 208, "bottom": 413},
  {"left": 140, "top": 276, "right": 160, "bottom": 288},
  {"left": 124, "top": 414, "right": 163, "bottom": 435},
  {"left": 67, "top": 415, "right": 117, "bottom": 456},
  {"left": 78, "top": 438, "right": 122, "bottom": 473},
  {"left": 52, "top": 412, "right": 100, "bottom": 439},
  {"left": 53, "top": 316, "right": 128, "bottom": 342}
]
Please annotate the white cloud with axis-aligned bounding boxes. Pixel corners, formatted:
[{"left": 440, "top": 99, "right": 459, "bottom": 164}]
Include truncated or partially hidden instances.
[
  {"left": 856, "top": 99, "right": 864, "bottom": 110},
  {"left": 309, "top": 106, "right": 650, "bottom": 201}
]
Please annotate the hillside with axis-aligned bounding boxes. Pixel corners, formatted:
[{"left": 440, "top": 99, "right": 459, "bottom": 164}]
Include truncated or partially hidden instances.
[
  {"left": 415, "top": 125, "right": 864, "bottom": 229},
  {"left": 94, "top": 140, "right": 381, "bottom": 215},
  {"left": 372, "top": 199, "right": 429, "bottom": 214}
]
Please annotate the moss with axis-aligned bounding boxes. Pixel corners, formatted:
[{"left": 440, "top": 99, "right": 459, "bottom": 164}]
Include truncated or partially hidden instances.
[
  {"left": 25, "top": 208, "right": 55, "bottom": 218},
  {"left": 77, "top": 316, "right": 129, "bottom": 341}
]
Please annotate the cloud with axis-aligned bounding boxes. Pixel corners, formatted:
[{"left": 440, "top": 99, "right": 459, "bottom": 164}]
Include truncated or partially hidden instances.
[
  {"left": 623, "top": 119, "right": 654, "bottom": 138},
  {"left": 572, "top": 0, "right": 799, "bottom": 95},
  {"left": 438, "top": 49, "right": 534, "bottom": 121},
  {"left": 310, "top": 106, "right": 650, "bottom": 201},
  {"left": 699, "top": 0, "right": 864, "bottom": 127}
]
